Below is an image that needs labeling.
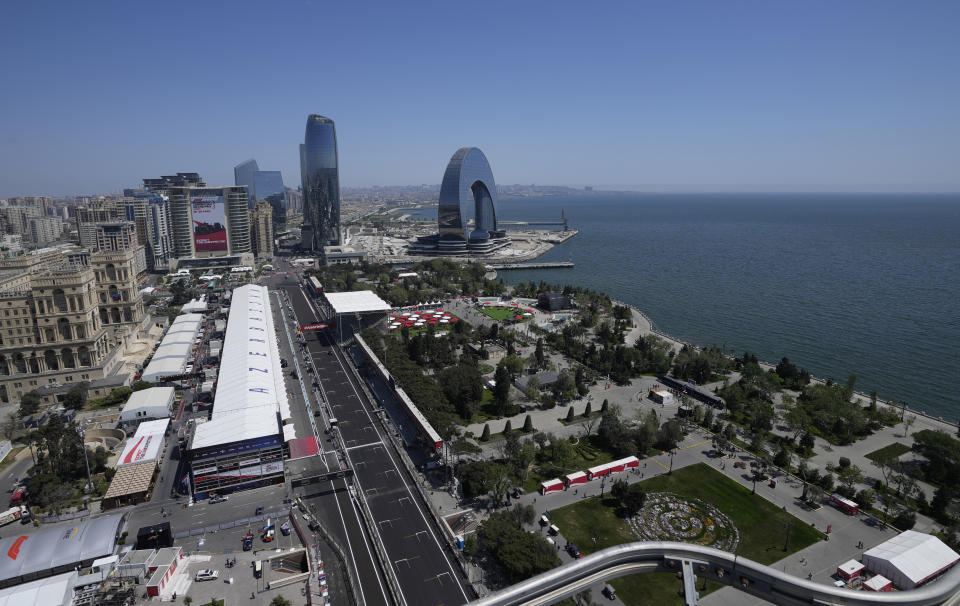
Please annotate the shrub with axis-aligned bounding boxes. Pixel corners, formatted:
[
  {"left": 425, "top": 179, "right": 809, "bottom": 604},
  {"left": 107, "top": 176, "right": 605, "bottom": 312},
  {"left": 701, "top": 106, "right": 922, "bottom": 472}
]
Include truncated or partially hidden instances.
[{"left": 480, "top": 424, "right": 490, "bottom": 442}]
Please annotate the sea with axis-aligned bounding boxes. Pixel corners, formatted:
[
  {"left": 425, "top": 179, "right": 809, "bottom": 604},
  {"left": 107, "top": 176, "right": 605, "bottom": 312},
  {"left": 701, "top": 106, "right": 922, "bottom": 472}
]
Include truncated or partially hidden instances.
[{"left": 402, "top": 193, "right": 960, "bottom": 419}]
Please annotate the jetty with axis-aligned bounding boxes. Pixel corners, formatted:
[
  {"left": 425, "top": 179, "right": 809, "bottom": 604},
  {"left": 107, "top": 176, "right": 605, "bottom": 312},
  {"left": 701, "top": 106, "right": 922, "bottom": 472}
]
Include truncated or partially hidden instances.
[{"left": 486, "top": 261, "right": 574, "bottom": 270}]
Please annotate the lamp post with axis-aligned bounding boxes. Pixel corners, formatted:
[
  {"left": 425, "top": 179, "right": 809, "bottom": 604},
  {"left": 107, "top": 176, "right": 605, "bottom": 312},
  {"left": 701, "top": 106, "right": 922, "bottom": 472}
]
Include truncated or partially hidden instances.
[
  {"left": 76, "top": 424, "right": 93, "bottom": 494},
  {"left": 669, "top": 449, "right": 676, "bottom": 475}
]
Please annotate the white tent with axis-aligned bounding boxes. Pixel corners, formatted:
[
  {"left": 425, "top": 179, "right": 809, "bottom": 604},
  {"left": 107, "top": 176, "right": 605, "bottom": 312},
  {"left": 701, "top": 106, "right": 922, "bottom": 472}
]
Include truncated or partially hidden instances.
[
  {"left": 863, "top": 530, "right": 960, "bottom": 589},
  {"left": 191, "top": 285, "right": 287, "bottom": 449},
  {"left": 324, "top": 290, "right": 392, "bottom": 315},
  {"left": 141, "top": 313, "right": 203, "bottom": 382}
]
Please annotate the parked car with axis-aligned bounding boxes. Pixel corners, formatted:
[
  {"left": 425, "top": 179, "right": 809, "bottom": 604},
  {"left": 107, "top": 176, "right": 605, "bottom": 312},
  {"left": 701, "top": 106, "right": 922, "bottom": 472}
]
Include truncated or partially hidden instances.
[
  {"left": 242, "top": 533, "right": 253, "bottom": 551},
  {"left": 602, "top": 584, "right": 617, "bottom": 600},
  {"left": 209, "top": 494, "right": 227, "bottom": 503},
  {"left": 195, "top": 569, "right": 219, "bottom": 582},
  {"left": 566, "top": 544, "right": 582, "bottom": 558},
  {"left": 255, "top": 506, "right": 264, "bottom": 516},
  {"left": 262, "top": 529, "right": 275, "bottom": 543}
]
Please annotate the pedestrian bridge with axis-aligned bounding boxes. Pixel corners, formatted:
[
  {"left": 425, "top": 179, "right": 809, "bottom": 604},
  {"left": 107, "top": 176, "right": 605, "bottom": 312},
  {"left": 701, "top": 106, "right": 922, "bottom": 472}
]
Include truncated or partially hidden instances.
[{"left": 467, "top": 541, "right": 960, "bottom": 606}]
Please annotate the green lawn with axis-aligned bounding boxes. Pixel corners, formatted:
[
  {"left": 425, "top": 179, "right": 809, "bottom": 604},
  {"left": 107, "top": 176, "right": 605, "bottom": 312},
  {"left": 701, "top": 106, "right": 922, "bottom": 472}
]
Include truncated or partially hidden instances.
[
  {"left": 478, "top": 305, "right": 532, "bottom": 322},
  {"left": 865, "top": 442, "right": 912, "bottom": 463},
  {"left": 548, "top": 463, "right": 823, "bottom": 606}
]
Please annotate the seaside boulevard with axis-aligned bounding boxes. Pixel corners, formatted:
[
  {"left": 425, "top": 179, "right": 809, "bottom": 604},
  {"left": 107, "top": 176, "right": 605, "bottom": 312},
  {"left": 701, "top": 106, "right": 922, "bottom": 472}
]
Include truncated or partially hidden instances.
[{"left": 414, "top": 293, "right": 956, "bottom": 601}]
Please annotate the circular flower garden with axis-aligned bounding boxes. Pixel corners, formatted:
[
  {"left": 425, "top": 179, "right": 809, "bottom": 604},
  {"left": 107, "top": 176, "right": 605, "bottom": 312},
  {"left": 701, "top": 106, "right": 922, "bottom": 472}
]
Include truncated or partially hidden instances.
[{"left": 627, "top": 492, "right": 740, "bottom": 552}]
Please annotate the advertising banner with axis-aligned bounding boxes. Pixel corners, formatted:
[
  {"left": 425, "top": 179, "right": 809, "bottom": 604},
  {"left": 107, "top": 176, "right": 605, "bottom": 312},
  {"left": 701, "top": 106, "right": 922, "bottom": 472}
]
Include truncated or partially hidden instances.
[{"left": 192, "top": 195, "right": 227, "bottom": 252}]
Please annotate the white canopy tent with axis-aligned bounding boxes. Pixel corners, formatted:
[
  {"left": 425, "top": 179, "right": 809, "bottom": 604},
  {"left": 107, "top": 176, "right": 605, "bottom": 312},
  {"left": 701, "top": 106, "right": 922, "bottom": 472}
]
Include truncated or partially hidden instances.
[
  {"left": 863, "top": 530, "right": 960, "bottom": 589},
  {"left": 322, "top": 290, "right": 392, "bottom": 342}
]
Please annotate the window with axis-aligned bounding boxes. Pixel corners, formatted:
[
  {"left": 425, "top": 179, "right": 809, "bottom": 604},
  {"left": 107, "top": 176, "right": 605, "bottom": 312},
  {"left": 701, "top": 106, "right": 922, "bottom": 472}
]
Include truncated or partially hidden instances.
[{"left": 29, "top": 381, "right": 37, "bottom": 386}]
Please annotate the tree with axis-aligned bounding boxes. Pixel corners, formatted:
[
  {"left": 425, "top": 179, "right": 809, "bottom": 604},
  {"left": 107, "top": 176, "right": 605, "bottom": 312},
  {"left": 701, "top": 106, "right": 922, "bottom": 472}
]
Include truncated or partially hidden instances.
[
  {"left": 903, "top": 414, "right": 917, "bottom": 437},
  {"left": 566, "top": 407, "right": 575, "bottom": 422},
  {"left": 611, "top": 478, "right": 629, "bottom": 504},
  {"left": 18, "top": 391, "right": 41, "bottom": 417},
  {"left": 493, "top": 365, "right": 512, "bottom": 413},
  {"left": 656, "top": 421, "right": 683, "bottom": 451},
  {"left": 270, "top": 596, "right": 293, "bottom": 606},
  {"left": 583, "top": 402, "right": 592, "bottom": 418},
  {"left": 183, "top": 597, "right": 193, "bottom": 606},
  {"left": 63, "top": 382, "right": 89, "bottom": 411},
  {"left": 503, "top": 420, "right": 513, "bottom": 435},
  {"left": 1, "top": 414, "right": 19, "bottom": 442},
  {"left": 480, "top": 424, "right": 491, "bottom": 442},
  {"left": 523, "top": 415, "right": 533, "bottom": 433},
  {"left": 601, "top": 399, "right": 609, "bottom": 414},
  {"left": 623, "top": 484, "right": 646, "bottom": 515},
  {"left": 892, "top": 510, "right": 917, "bottom": 531},
  {"left": 552, "top": 438, "right": 576, "bottom": 472},
  {"left": 535, "top": 338, "right": 545, "bottom": 370},
  {"left": 836, "top": 465, "right": 864, "bottom": 491}
]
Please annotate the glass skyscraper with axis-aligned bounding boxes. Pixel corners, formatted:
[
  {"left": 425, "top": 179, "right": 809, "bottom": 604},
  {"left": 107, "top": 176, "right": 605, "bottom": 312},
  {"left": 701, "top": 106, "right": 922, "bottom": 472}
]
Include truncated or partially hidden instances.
[
  {"left": 233, "top": 159, "right": 259, "bottom": 208},
  {"left": 233, "top": 160, "right": 286, "bottom": 230},
  {"left": 300, "top": 114, "right": 341, "bottom": 250}
]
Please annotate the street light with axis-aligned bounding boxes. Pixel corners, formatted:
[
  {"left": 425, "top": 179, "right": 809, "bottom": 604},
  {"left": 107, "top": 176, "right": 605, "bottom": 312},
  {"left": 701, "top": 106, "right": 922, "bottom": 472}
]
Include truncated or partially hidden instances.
[{"left": 76, "top": 424, "right": 93, "bottom": 494}]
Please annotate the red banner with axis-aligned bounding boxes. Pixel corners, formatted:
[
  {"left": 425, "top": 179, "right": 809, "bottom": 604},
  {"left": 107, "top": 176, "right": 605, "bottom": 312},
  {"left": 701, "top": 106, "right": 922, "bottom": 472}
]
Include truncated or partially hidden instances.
[{"left": 301, "top": 323, "right": 331, "bottom": 331}]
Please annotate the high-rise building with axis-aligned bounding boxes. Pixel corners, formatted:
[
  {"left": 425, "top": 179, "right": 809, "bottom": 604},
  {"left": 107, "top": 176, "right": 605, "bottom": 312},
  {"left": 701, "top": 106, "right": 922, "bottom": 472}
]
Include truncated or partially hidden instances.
[
  {"left": 249, "top": 201, "right": 274, "bottom": 258},
  {"left": 411, "top": 147, "right": 509, "bottom": 255},
  {"left": 300, "top": 115, "right": 341, "bottom": 251},
  {"left": 95, "top": 221, "right": 138, "bottom": 252},
  {"left": 28, "top": 216, "right": 64, "bottom": 245},
  {"left": 76, "top": 204, "right": 121, "bottom": 248},
  {"left": 167, "top": 186, "right": 251, "bottom": 259},
  {"left": 233, "top": 159, "right": 259, "bottom": 206},
  {"left": 0, "top": 206, "right": 42, "bottom": 236},
  {"left": 143, "top": 173, "right": 206, "bottom": 192},
  {"left": 233, "top": 160, "right": 286, "bottom": 229},
  {"left": 123, "top": 189, "right": 173, "bottom": 271}
]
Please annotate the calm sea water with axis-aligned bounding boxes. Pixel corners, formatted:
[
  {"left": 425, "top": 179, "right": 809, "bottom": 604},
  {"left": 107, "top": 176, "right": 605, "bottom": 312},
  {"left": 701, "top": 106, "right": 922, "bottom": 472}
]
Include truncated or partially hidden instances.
[{"left": 406, "top": 194, "right": 960, "bottom": 418}]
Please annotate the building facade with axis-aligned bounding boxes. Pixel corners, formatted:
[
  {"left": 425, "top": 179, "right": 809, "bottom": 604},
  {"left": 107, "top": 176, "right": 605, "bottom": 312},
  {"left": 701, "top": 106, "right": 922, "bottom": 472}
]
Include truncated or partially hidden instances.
[
  {"left": 95, "top": 221, "right": 138, "bottom": 252},
  {"left": 76, "top": 205, "right": 121, "bottom": 248},
  {"left": 0, "top": 266, "right": 120, "bottom": 404},
  {"left": 411, "top": 147, "right": 509, "bottom": 255},
  {"left": 28, "top": 216, "right": 64, "bottom": 245},
  {"left": 234, "top": 159, "right": 287, "bottom": 230},
  {"left": 249, "top": 201, "right": 274, "bottom": 258},
  {"left": 300, "top": 114, "right": 341, "bottom": 251},
  {"left": 166, "top": 186, "right": 251, "bottom": 260},
  {"left": 0, "top": 244, "right": 147, "bottom": 403}
]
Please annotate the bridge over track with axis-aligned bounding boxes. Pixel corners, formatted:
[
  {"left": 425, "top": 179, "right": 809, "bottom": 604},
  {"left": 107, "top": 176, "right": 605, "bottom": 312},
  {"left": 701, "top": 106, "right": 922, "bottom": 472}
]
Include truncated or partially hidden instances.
[{"left": 468, "top": 541, "right": 960, "bottom": 606}]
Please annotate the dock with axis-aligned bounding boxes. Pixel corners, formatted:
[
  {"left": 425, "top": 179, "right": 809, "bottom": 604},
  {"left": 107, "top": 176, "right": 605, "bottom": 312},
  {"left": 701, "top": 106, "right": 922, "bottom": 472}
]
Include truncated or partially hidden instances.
[{"left": 487, "top": 261, "right": 574, "bottom": 270}]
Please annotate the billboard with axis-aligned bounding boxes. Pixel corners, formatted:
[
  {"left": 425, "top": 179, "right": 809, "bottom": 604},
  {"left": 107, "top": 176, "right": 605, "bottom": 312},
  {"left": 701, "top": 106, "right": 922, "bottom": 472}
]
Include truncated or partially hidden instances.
[{"left": 192, "top": 195, "right": 227, "bottom": 252}]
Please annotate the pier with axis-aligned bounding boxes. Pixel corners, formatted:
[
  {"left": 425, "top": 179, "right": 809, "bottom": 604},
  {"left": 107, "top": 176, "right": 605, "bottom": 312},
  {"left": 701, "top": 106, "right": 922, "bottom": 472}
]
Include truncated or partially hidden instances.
[{"left": 487, "top": 261, "right": 574, "bottom": 270}]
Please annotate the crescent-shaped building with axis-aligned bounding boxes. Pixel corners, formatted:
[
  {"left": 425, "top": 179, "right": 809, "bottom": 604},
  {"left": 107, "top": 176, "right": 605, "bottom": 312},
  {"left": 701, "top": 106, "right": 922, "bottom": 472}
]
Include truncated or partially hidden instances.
[{"left": 412, "top": 147, "right": 510, "bottom": 255}]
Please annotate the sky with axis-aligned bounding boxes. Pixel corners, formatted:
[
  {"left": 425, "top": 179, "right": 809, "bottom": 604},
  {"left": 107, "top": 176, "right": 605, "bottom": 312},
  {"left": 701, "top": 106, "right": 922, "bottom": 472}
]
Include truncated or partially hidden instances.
[{"left": 1, "top": 1, "right": 958, "bottom": 197}]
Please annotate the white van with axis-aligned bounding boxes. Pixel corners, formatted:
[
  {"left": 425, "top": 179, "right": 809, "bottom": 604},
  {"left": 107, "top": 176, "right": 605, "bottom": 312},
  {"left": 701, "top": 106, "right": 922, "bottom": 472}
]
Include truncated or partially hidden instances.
[
  {"left": 548, "top": 524, "right": 560, "bottom": 536},
  {"left": 545, "top": 537, "right": 556, "bottom": 546}
]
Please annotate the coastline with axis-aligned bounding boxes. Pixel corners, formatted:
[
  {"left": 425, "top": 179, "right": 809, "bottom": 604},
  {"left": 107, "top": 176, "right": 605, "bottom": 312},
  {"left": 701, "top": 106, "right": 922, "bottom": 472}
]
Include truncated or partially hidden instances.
[{"left": 611, "top": 298, "right": 958, "bottom": 432}]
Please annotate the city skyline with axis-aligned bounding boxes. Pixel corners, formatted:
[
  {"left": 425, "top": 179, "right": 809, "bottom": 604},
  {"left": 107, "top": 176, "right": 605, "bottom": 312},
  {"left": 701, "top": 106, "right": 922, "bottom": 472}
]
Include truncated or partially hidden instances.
[{"left": 1, "top": 1, "right": 959, "bottom": 197}]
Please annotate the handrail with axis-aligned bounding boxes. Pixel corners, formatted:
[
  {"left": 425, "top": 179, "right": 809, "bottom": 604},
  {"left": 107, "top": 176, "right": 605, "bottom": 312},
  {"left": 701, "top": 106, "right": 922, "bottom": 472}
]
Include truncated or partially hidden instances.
[{"left": 468, "top": 541, "right": 960, "bottom": 606}]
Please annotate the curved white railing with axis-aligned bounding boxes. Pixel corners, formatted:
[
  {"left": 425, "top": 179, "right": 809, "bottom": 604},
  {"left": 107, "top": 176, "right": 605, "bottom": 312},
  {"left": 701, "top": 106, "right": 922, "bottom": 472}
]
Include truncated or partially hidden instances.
[{"left": 468, "top": 541, "right": 960, "bottom": 606}]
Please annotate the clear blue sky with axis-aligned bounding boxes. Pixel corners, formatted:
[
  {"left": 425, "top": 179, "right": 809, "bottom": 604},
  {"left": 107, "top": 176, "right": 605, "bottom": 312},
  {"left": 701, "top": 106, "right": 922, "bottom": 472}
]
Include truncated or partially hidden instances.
[{"left": 2, "top": 1, "right": 958, "bottom": 196}]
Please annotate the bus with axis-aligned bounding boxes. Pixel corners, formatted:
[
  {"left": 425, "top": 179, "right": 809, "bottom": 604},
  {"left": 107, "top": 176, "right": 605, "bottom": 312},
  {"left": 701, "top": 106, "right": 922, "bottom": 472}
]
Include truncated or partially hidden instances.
[
  {"left": 308, "top": 276, "right": 322, "bottom": 295},
  {"left": 0, "top": 505, "right": 28, "bottom": 527}
]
